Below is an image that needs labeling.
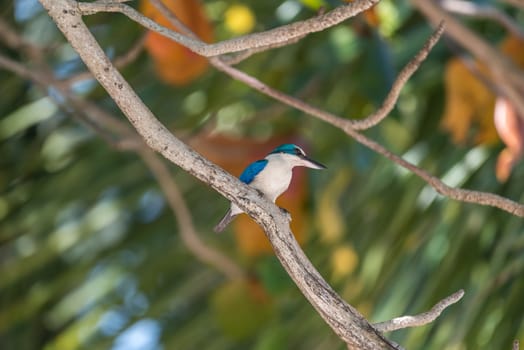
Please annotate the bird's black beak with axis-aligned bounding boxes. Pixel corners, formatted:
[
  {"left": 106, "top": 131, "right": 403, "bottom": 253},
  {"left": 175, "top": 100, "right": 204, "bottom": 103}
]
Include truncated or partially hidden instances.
[{"left": 299, "top": 154, "right": 327, "bottom": 170}]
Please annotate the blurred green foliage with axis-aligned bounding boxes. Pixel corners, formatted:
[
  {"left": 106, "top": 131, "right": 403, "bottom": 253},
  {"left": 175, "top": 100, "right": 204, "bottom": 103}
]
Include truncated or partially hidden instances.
[{"left": 1, "top": 0, "right": 523, "bottom": 349}]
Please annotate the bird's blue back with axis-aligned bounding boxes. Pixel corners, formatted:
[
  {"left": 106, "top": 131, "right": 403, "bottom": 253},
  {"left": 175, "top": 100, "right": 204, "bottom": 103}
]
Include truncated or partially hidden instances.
[{"left": 239, "top": 159, "right": 268, "bottom": 184}]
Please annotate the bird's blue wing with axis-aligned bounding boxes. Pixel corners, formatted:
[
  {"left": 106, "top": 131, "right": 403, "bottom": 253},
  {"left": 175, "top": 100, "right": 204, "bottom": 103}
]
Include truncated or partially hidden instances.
[{"left": 239, "top": 159, "right": 268, "bottom": 184}]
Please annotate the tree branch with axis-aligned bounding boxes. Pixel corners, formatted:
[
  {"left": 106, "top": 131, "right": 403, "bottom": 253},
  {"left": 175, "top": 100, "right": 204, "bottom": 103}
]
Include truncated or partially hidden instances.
[
  {"left": 38, "top": 0, "right": 400, "bottom": 347},
  {"left": 146, "top": 0, "right": 307, "bottom": 65},
  {"left": 374, "top": 290, "right": 465, "bottom": 332},
  {"left": 76, "top": 0, "right": 379, "bottom": 57}
]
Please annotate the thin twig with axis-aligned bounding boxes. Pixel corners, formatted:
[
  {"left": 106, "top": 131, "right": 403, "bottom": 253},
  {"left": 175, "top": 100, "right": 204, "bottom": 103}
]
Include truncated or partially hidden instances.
[
  {"left": 374, "top": 290, "right": 465, "bottom": 332},
  {"left": 0, "top": 18, "right": 44, "bottom": 61},
  {"left": 499, "top": 0, "right": 524, "bottom": 9},
  {"left": 221, "top": 35, "right": 307, "bottom": 65},
  {"left": 441, "top": 0, "right": 524, "bottom": 39},
  {"left": 76, "top": 0, "right": 379, "bottom": 57},
  {"left": 351, "top": 21, "right": 445, "bottom": 130}
]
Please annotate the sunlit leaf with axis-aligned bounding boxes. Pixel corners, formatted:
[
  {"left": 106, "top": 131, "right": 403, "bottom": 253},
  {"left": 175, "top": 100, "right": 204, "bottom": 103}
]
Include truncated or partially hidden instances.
[
  {"left": 0, "top": 97, "right": 57, "bottom": 140},
  {"left": 299, "top": 0, "right": 326, "bottom": 11},
  {"left": 316, "top": 168, "right": 350, "bottom": 244}
]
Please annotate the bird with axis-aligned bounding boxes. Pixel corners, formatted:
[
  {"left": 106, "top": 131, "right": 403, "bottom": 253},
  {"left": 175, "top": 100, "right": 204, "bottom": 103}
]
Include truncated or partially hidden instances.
[{"left": 214, "top": 143, "right": 326, "bottom": 233}]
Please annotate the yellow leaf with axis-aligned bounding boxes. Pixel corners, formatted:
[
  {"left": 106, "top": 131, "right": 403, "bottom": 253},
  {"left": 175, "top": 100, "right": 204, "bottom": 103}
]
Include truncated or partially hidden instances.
[
  {"left": 316, "top": 168, "right": 351, "bottom": 243},
  {"left": 224, "top": 5, "right": 255, "bottom": 35},
  {"left": 300, "top": 0, "right": 326, "bottom": 11},
  {"left": 441, "top": 58, "right": 497, "bottom": 145},
  {"left": 331, "top": 244, "right": 359, "bottom": 281}
]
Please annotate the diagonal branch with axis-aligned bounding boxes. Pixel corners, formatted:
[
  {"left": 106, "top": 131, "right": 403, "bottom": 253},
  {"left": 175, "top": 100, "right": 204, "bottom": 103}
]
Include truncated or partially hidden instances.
[
  {"left": 38, "top": 0, "right": 399, "bottom": 348},
  {"left": 209, "top": 48, "right": 524, "bottom": 217}
]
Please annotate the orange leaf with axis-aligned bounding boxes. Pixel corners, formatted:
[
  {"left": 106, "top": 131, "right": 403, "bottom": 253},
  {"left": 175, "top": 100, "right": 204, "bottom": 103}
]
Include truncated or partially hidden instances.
[
  {"left": 496, "top": 148, "right": 518, "bottom": 182},
  {"left": 441, "top": 35, "right": 524, "bottom": 147},
  {"left": 500, "top": 35, "right": 524, "bottom": 68},
  {"left": 140, "top": 0, "right": 213, "bottom": 85},
  {"left": 441, "top": 58, "right": 497, "bottom": 145},
  {"left": 363, "top": 7, "right": 380, "bottom": 27}
]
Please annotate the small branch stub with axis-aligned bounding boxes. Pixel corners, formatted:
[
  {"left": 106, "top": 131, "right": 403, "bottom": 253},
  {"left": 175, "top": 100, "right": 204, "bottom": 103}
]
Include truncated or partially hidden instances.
[{"left": 374, "top": 290, "right": 465, "bottom": 332}]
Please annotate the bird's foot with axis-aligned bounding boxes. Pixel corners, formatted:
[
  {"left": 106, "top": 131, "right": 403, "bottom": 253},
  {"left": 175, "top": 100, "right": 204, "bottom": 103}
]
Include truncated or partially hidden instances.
[{"left": 279, "top": 207, "right": 292, "bottom": 222}]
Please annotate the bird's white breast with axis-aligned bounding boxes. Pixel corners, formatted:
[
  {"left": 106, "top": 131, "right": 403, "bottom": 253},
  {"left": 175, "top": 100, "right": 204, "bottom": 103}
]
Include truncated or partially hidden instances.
[
  {"left": 229, "top": 153, "right": 296, "bottom": 216},
  {"left": 250, "top": 154, "right": 294, "bottom": 202}
]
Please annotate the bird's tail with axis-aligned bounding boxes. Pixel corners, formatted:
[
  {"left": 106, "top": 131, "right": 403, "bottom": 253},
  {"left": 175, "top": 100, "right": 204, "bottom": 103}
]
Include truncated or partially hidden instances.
[{"left": 214, "top": 209, "right": 236, "bottom": 233}]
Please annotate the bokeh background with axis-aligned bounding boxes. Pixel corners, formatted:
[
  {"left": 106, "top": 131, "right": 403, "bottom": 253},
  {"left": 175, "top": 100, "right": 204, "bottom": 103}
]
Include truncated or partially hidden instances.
[{"left": 1, "top": 0, "right": 523, "bottom": 349}]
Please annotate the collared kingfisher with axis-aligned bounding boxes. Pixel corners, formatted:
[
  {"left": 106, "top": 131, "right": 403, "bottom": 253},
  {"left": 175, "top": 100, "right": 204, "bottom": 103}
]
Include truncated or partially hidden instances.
[{"left": 214, "top": 143, "right": 326, "bottom": 233}]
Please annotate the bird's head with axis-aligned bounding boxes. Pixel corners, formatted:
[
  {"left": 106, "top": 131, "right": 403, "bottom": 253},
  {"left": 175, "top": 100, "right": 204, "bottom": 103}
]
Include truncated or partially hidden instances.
[{"left": 268, "top": 144, "right": 326, "bottom": 169}]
